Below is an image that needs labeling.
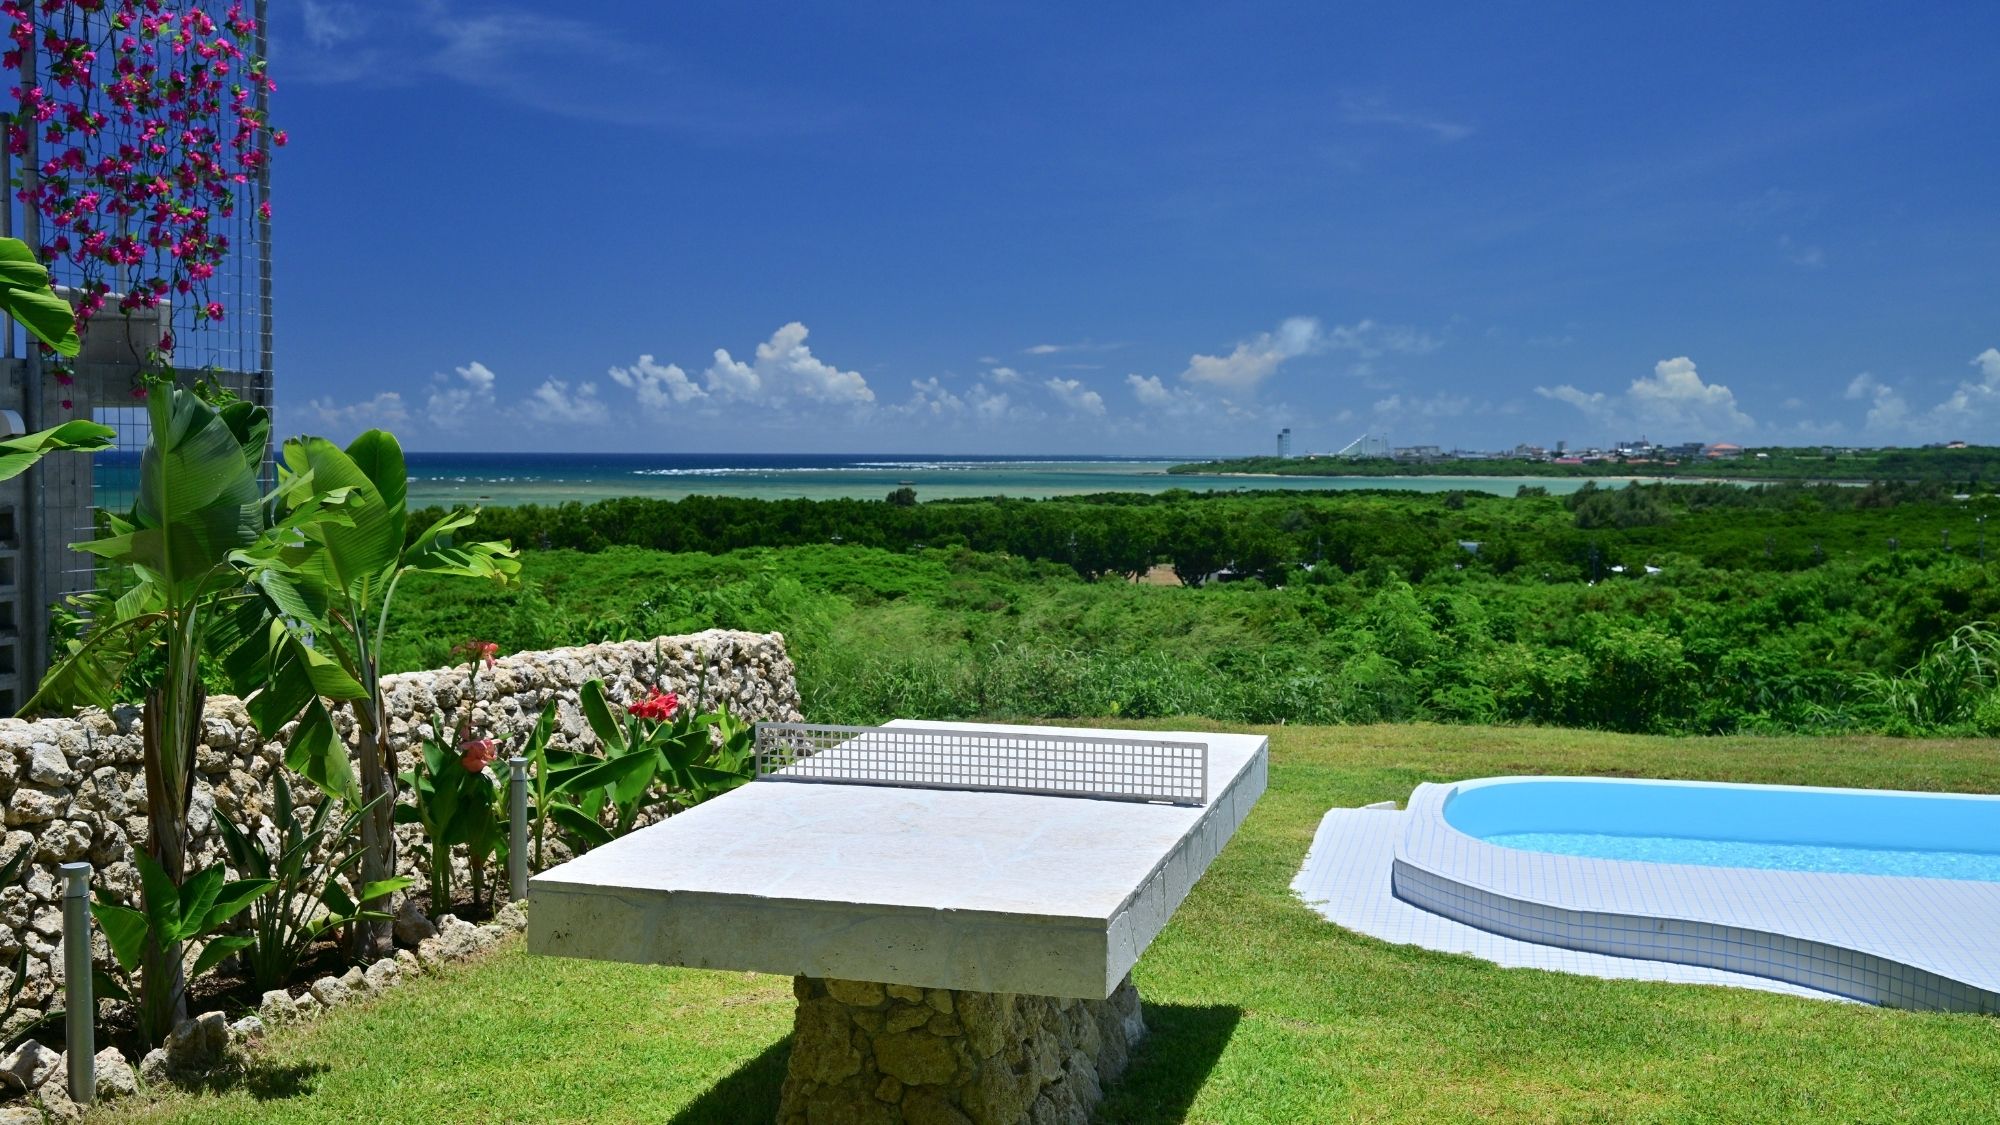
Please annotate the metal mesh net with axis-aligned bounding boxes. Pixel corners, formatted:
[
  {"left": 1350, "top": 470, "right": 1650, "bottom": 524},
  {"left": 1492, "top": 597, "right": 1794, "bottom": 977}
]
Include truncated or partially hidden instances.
[{"left": 754, "top": 723, "right": 1209, "bottom": 806}]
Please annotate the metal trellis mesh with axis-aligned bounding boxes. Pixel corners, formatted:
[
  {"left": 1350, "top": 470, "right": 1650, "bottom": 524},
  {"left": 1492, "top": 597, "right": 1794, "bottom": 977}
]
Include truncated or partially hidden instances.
[
  {"left": 20, "top": 0, "right": 275, "bottom": 601},
  {"left": 753, "top": 723, "right": 1210, "bottom": 806}
]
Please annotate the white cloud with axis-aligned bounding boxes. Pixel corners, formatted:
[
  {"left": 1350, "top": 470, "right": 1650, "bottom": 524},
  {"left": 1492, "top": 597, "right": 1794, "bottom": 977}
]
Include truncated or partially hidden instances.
[
  {"left": 703, "top": 322, "right": 874, "bottom": 406},
  {"left": 1043, "top": 377, "right": 1106, "bottom": 417},
  {"left": 986, "top": 366, "right": 1022, "bottom": 385},
  {"left": 1023, "top": 341, "right": 1124, "bottom": 356},
  {"left": 528, "top": 378, "right": 608, "bottom": 425},
  {"left": 1181, "top": 317, "right": 1325, "bottom": 391},
  {"left": 1340, "top": 95, "right": 1474, "bottom": 142},
  {"left": 1126, "top": 374, "right": 1177, "bottom": 408},
  {"left": 1845, "top": 374, "right": 1907, "bottom": 435},
  {"left": 969, "top": 385, "right": 1014, "bottom": 423},
  {"left": 1779, "top": 235, "right": 1826, "bottom": 268},
  {"left": 426, "top": 361, "right": 498, "bottom": 430},
  {"left": 302, "top": 1, "right": 363, "bottom": 49},
  {"left": 902, "top": 377, "right": 963, "bottom": 418},
  {"left": 1372, "top": 392, "right": 1472, "bottom": 421},
  {"left": 1927, "top": 348, "right": 2000, "bottom": 432},
  {"left": 1324, "top": 319, "right": 1443, "bottom": 359},
  {"left": 305, "top": 391, "right": 408, "bottom": 431},
  {"left": 607, "top": 354, "right": 707, "bottom": 412},
  {"left": 1179, "top": 316, "right": 1440, "bottom": 392},
  {"left": 1536, "top": 356, "right": 1755, "bottom": 440},
  {"left": 1843, "top": 354, "right": 2000, "bottom": 440}
]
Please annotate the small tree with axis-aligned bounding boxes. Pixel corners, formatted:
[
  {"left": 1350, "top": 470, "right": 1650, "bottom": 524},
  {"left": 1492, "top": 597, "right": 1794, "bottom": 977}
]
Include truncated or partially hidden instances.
[
  {"left": 25, "top": 384, "right": 365, "bottom": 1044},
  {"left": 277, "top": 431, "right": 518, "bottom": 955}
]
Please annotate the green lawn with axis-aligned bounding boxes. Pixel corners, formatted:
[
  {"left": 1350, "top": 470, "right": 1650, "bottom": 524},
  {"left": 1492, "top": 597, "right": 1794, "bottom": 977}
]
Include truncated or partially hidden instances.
[{"left": 106, "top": 723, "right": 2000, "bottom": 1124}]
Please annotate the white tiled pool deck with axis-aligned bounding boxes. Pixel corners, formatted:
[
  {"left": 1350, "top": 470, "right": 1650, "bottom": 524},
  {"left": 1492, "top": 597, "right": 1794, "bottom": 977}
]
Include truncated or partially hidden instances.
[
  {"left": 1374, "top": 781, "right": 2000, "bottom": 1012},
  {"left": 1293, "top": 805, "right": 1844, "bottom": 1001}
]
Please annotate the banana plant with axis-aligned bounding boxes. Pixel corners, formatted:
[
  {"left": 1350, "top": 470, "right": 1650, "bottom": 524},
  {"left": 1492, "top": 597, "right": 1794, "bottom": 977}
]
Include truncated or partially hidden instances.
[
  {"left": 214, "top": 781, "right": 413, "bottom": 991},
  {"left": 274, "top": 430, "right": 519, "bottom": 956},
  {"left": 91, "top": 854, "right": 273, "bottom": 1007},
  {"left": 22, "top": 384, "right": 367, "bottom": 1045}
]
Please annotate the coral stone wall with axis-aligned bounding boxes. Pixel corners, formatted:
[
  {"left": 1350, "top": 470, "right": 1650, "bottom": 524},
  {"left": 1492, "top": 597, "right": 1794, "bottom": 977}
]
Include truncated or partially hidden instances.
[{"left": 0, "top": 630, "right": 801, "bottom": 1036}]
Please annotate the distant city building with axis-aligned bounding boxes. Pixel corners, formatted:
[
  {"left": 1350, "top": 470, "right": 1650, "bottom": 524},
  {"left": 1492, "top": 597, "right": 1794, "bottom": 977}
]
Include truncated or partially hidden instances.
[
  {"left": 1705, "top": 442, "right": 1745, "bottom": 458},
  {"left": 1336, "top": 433, "right": 1391, "bottom": 458},
  {"left": 1276, "top": 428, "right": 1292, "bottom": 458},
  {"left": 1392, "top": 445, "right": 1444, "bottom": 462}
]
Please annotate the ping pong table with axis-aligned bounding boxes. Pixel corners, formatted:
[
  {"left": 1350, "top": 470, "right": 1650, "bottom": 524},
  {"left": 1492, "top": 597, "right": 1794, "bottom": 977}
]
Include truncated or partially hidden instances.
[{"left": 529, "top": 719, "right": 1267, "bottom": 1123}]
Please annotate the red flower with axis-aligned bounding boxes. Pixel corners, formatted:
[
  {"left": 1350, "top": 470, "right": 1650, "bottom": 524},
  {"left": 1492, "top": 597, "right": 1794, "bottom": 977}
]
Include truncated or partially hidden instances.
[
  {"left": 626, "top": 688, "right": 680, "bottom": 723},
  {"left": 452, "top": 639, "right": 499, "bottom": 669},
  {"left": 459, "top": 738, "right": 497, "bottom": 772}
]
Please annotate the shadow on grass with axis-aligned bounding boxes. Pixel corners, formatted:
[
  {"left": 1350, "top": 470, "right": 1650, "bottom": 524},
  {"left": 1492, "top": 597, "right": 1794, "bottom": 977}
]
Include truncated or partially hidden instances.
[
  {"left": 668, "top": 1034, "right": 791, "bottom": 1124},
  {"left": 177, "top": 1058, "right": 332, "bottom": 1102},
  {"left": 1096, "top": 1003, "right": 1242, "bottom": 1123},
  {"left": 665, "top": 1003, "right": 1240, "bottom": 1124}
]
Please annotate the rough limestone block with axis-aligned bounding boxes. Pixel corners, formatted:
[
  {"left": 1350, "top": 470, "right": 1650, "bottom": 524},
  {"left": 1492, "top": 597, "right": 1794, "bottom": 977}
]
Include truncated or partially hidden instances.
[{"left": 778, "top": 974, "right": 1146, "bottom": 1125}]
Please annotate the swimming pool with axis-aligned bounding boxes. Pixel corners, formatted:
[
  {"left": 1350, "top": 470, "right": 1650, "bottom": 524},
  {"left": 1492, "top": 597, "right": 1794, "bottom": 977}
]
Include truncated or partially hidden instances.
[
  {"left": 1444, "top": 777, "right": 2000, "bottom": 882},
  {"left": 1390, "top": 776, "right": 2000, "bottom": 1011}
]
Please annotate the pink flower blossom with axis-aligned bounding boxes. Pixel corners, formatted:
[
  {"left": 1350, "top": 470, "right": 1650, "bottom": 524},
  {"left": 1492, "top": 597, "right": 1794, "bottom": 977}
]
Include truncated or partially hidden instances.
[{"left": 459, "top": 738, "right": 497, "bottom": 772}]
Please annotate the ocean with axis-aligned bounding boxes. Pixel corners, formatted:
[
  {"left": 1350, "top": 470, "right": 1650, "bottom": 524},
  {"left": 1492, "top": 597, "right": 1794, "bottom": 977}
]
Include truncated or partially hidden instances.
[
  {"left": 396, "top": 452, "right": 1607, "bottom": 508},
  {"left": 85, "top": 450, "right": 1610, "bottom": 507}
]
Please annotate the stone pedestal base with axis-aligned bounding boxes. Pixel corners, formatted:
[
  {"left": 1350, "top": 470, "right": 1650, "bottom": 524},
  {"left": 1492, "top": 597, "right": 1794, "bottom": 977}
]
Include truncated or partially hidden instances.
[{"left": 777, "top": 974, "right": 1146, "bottom": 1125}]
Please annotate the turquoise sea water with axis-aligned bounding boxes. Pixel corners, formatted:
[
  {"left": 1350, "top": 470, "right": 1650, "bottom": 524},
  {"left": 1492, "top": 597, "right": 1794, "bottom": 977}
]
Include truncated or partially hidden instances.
[
  {"left": 1485, "top": 831, "right": 2000, "bottom": 883},
  {"left": 373, "top": 452, "right": 1619, "bottom": 508}
]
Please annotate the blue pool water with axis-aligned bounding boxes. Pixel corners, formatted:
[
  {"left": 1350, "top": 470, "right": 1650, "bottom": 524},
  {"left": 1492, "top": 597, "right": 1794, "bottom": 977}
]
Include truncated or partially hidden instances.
[
  {"left": 1444, "top": 777, "right": 2000, "bottom": 884},
  {"left": 1484, "top": 831, "right": 2000, "bottom": 882}
]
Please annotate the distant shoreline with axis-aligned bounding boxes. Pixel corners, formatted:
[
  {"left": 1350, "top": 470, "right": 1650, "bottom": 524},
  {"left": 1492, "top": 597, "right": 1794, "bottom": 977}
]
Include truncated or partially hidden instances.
[{"left": 1194, "top": 470, "right": 1871, "bottom": 487}]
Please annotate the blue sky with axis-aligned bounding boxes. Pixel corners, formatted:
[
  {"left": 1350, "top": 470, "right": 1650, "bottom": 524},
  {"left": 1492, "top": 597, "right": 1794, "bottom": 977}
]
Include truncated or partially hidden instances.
[{"left": 274, "top": 2, "right": 2000, "bottom": 455}]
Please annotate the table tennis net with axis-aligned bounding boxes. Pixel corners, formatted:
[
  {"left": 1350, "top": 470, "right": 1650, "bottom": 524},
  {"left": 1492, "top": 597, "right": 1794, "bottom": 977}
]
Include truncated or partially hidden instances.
[{"left": 752, "top": 723, "right": 1209, "bottom": 806}]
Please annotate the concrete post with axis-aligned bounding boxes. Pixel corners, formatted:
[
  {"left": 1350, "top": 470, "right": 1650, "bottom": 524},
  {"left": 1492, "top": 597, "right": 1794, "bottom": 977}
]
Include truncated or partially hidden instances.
[
  {"left": 60, "top": 861, "right": 94, "bottom": 1106},
  {"left": 507, "top": 756, "right": 529, "bottom": 902}
]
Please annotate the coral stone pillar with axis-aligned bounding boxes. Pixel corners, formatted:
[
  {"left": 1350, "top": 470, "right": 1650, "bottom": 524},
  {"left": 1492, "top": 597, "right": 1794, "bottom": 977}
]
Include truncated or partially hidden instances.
[{"left": 778, "top": 975, "right": 1146, "bottom": 1125}]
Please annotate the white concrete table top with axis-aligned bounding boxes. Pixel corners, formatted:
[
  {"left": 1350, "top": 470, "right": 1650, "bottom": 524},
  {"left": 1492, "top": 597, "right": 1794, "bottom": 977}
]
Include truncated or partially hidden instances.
[{"left": 528, "top": 720, "right": 1268, "bottom": 998}]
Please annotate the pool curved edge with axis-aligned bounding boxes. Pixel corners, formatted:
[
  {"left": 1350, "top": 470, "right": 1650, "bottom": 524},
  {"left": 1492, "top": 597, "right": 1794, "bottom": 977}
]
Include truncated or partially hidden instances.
[{"left": 1390, "top": 778, "right": 2000, "bottom": 1013}]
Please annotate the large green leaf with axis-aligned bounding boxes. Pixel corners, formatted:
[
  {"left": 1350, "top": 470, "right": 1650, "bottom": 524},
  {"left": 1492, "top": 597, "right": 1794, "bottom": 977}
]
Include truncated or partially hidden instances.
[
  {"left": 284, "top": 703, "right": 360, "bottom": 805},
  {"left": 199, "top": 878, "right": 274, "bottom": 929},
  {"left": 579, "top": 679, "right": 626, "bottom": 753},
  {"left": 282, "top": 435, "right": 404, "bottom": 606},
  {"left": 90, "top": 900, "right": 148, "bottom": 974},
  {"left": 0, "top": 419, "right": 114, "bottom": 483},
  {"left": 0, "top": 237, "right": 79, "bottom": 356},
  {"left": 129, "top": 390, "right": 267, "bottom": 601},
  {"left": 546, "top": 803, "right": 613, "bottom": 849},
  {"left": 135, "top": 851, "right": 183, "bottom": 943},
  {"left": 190, "top": 934, "right": 254, "bottom": 980},
  {"left": 17, "top": 613, "right": 150, "bottom": 716},
  {"left": 344, "top": 429, "right": 407, "bottom": 519},
  {"left": 549, "top": 748, "right": 660, "bottom": 798},
  {"left": 174, "top": 865, "right": 227, "bottom": 943}
]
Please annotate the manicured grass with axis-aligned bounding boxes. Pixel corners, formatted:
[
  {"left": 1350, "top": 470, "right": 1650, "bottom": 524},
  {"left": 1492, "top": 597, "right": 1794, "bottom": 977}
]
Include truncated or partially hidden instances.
[{"left": 108, "top": 723, "right": 2000, "bottom": 1123}]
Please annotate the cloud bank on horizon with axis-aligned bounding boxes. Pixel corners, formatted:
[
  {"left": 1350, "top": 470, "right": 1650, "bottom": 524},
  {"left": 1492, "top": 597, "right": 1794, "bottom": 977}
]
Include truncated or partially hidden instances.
[{"left": 301, "top": 318, "right": 2000, "bottom": 453}]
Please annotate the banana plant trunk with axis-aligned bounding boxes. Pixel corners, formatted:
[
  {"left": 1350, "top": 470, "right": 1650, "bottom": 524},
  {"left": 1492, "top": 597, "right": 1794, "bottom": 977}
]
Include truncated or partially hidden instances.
[
  {"left": 353, "top": 698, "right": 399, "bottom": 959},
  {"left": 139, "top": 687, "right": 196, "bottom": 1046}
]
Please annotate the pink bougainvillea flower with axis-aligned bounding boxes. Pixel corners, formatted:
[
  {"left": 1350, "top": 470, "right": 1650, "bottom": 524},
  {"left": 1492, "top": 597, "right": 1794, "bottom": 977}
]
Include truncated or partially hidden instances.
[{"left": 459, "top": 738, "right": 497, "bottom": 773}]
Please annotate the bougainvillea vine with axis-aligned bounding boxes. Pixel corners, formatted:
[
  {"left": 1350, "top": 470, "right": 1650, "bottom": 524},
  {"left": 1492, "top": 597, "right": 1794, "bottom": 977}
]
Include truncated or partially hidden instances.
[{"left": 6, "top": 0, "right": 280, "bottom": 379}]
